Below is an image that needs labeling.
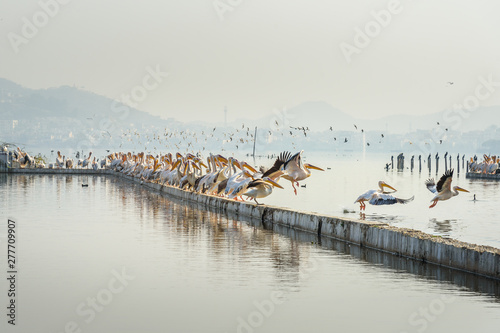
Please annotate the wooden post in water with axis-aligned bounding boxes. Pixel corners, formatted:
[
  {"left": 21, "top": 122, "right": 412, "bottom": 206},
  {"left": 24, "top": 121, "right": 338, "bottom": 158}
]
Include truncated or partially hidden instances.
[
  {"left": 411, "top": 155, "right": 414, "bottom": 172},
  {"left": 391, "top": 156, "right": 394, "bottom": 170},
  {"left": 252, "top": 126, "right": 257, "bottom": 158},
  {"left": 462, "top": 155, "right": 465, "bottom": 169},
  {"left": 444, "top": 152, "right": 448, "bottom": 171},
  {"left": 435, "top": 153, "right": 439, "bottom": 174},
  {"left": 457, "top": 154, "right": 460, "bottom": 174},
  {"left": 419, "top": 155, "right": 422, "bottom": 173},
  {"left": 397, "top": 153, "right": 404, "bottom": 171},
  {"left": 428, "top": 154, "right": 432, "bottom": 173},
  {"left": 449, "top": 154, "right": 452, "bottom": 171}
]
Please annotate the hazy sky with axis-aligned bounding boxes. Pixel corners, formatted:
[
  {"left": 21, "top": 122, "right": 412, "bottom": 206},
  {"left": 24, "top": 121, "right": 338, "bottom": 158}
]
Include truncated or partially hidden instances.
[{"left": 1, "top": 0, "right": 500, "bottom": 123}]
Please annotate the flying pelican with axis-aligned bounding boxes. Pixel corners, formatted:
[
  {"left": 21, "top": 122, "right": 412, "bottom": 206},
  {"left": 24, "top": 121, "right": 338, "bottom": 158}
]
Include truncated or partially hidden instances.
[
  {"left": 354, "top": 181, "right": 398, "bottom": 211},
  {"left": 279, "top": 150, "right": 324, "bottom": 195},
  {"left": 426, "top": 169, "right": 469, "bottom": 208}
]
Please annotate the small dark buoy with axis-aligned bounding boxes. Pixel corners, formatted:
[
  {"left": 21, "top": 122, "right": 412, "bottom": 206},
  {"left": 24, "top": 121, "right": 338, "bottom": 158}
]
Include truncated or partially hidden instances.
[
  {"left": 327, "top": 167, "right": 331, "bottom": 170},
  {"left": 300, "top": 184, "right": 306, "bottom": 188},
  {"left": 82, "top": 184, "right": 88, "bottom": 187},
  {"left": 473, "top": 194, "right": 477, "bottom": 201}
]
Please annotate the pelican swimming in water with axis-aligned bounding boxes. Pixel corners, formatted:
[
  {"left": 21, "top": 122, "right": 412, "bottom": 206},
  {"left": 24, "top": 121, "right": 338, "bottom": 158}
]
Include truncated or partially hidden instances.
[
  {"left": 425, "top": 169, "right": 469, "bottom": 208},
  {"left": 354, "top": 181, "right": 410, "bottom": 211}
]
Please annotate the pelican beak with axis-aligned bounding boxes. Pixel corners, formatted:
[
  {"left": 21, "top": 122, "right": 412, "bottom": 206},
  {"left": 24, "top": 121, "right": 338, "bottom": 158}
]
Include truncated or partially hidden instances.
[
  {"left": 217, "top": 155, "right": 228, "bottom": 164},
  {"left": 456, "top": 187, "right": 469, "bottom": 193},
  {"left": 264, "top": 178, "right": 284, "bottom": 189},
  {"left": 304, "top": 163, "right": 324, "bottom": 171},
  {"left": 242, "top": 162, "right": 258, "bottom": 174},
  {"left": 383, "top": 183, "right": 397, "bottom": 192},
  {"left": 243, "top": 170, "right": 254, "bottom": 180}
]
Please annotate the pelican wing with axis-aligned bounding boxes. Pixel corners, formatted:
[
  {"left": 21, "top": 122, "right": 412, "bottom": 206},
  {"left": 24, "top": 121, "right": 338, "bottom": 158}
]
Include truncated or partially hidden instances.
[
  {"left": 246, "top": 179, "right": 265, "bottom": 190},
  {"left": 436, "top": 169, "right": 453, "bottom": 193},
  {"left": 425, "top": 179, "right": 437, "bottom": 194},
  {"left": 263, "top": 151, "right": 291, "bottom": 179},
  {"left": 369, "top": 193, "right": 414, "bottom": 206},
  {"left": 282, "top": 151, "right": 300, "bottom": 171},
  {"left": 354, "top": 189, "right": 376, "bottom": 203}
]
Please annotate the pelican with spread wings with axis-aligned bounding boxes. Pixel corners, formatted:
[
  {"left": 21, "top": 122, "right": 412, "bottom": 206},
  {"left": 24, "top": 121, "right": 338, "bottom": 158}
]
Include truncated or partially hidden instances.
[
  {"left": 262, "top": 150, "right": 323, "bottom": 195},
  {"left": 354, "top": 181, "right": 414, "bottom": 211},
  {"left": 425, "top": 169, "right": 469, "bottom": 208}
]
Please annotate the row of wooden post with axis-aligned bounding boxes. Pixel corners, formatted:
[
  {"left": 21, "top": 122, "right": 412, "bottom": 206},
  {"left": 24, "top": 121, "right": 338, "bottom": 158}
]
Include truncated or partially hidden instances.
[{"left": 390, "top": 153, "right": 467, "bottom": 173}]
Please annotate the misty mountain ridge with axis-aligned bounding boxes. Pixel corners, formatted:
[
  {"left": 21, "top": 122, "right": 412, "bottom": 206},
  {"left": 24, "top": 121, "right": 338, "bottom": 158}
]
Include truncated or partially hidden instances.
[{"left": 1, "top": 77, "right": 499, "bottom": 134}]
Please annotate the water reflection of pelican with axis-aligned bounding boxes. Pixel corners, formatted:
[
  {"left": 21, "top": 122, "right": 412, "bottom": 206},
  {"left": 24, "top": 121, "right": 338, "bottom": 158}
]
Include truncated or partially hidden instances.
[{"left": 429, "top": 218, "right": 457, "bottom": 235}]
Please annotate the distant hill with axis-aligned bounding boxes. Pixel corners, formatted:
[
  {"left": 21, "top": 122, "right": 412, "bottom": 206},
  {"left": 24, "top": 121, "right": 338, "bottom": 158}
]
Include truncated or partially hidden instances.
[
  {"left": 0, "top": 77, "right": 499, "bottom": 154},
  {"left": 0, "top": 78, "right": 173, "bottom": 127}
]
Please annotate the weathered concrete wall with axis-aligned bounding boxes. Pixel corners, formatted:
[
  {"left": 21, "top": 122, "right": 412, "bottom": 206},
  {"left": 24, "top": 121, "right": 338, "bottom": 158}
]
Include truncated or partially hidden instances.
[{"left": 3, "top": 167, "right": 500, "bottom": 280}]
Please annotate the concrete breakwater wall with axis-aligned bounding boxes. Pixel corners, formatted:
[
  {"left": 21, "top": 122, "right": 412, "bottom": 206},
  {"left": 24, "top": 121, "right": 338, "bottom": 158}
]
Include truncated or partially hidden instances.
[
  {"left": 3, "top": 167, "right": 500, "bottom": 280},
  {"left": 466, "top": 172, "right": 500, "bottom": 180}
]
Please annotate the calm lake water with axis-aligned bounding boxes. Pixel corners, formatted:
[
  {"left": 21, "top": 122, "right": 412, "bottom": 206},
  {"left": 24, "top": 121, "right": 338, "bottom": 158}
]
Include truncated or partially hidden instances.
[{"left": 0, "top": 173, "right": 499, "bottom": 333}]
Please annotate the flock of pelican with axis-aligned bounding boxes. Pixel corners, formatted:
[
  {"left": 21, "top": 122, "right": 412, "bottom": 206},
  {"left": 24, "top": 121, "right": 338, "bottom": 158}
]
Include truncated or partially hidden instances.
[
  {"left": 3, "top": 144, "right": 473, "bottom": 210},
  {"left": 469, "top": 155, "right": 499, "bottom": 175},
  {"left": 99, "top": 150, "right": 324, "bottom": 204}
]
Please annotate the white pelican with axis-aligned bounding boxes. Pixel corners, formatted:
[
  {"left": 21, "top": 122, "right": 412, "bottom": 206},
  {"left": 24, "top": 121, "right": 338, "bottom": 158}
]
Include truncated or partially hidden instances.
[
  {"left": 214, "top": 157, "right": 238, "bottom": 195},
  {"left": 263, "top": 151, "right": 323, "bottom": 195},
  {"left": 426, "top": 169, "right": 469, "bottom": 208},
  {"left": 227, "top": 169, "right": 254, "bottom": 200},
  {"left": 242, "top": 177, "right": 284, "bottom": 204},
  {"left": 354, "top": 181, "right": 399, "bottom": 211},
  {"left": 82, "top": 152, "right": 92, "bottom": 168},
  {"left": 223, "top": 160, "right": 257, "bottom": 196},
  {"left": 280, "top": 150, "right": 324, "bottom": 195},
  {"left": 56, "top": 151, "right": 64, "bottom": 168},
  {"left": 91, "top": 157, "right": 98, "bottom": 171},
  {"left": 487, "top": 156, "right": 498, "bottom": 174}
]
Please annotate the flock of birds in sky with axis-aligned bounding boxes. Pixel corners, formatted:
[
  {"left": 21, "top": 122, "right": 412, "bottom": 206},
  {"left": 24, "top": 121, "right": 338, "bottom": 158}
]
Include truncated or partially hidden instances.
[
  {"left": 85, "top": 121, "right": 396, "bottom": 154},
  {"left": 111, "top": 121, "right": 455, "bottom": 152}
]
